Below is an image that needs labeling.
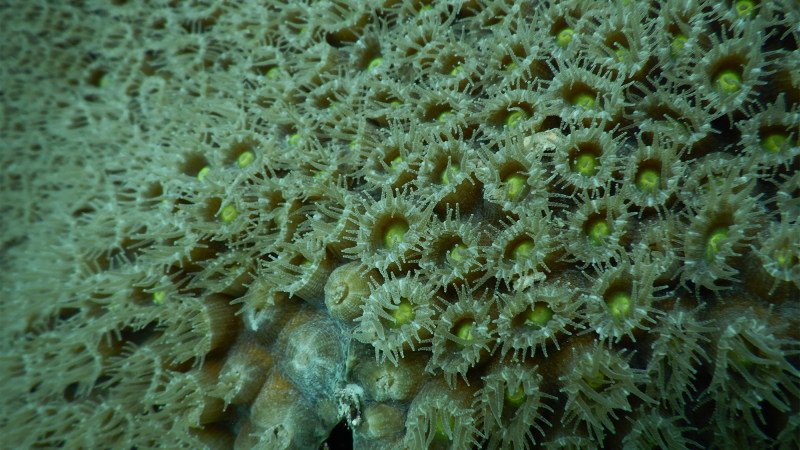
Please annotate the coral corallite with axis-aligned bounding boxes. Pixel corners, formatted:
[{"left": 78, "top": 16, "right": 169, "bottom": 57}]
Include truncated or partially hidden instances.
[{"left": 2, "top": 0, "right": 800, "bottom": 449}]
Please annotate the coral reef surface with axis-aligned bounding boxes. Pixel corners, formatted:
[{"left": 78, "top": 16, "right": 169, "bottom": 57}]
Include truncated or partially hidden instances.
[{"left": 1, "top": 0, "right": 799, "bottom": 449}]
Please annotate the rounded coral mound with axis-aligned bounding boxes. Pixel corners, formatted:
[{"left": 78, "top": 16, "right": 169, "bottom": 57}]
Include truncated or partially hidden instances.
[{"left": 1, "top": 0, "right": 798, "bottom": 449}]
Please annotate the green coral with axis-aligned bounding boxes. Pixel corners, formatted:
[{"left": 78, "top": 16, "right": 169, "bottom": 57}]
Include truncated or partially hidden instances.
[{"left": 1, "top": 0, "right": 798, "bottom": 449}]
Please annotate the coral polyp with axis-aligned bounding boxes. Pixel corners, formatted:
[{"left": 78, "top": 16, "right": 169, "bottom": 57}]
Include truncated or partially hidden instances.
[
  {"left": 476, "top": 360, "right": 556, "bottom": 450},
  {"left": 343, "top": 187, "right": 434, "bottom": 274},
  {"left": 556, "top": 340, "right": 656, "bottom": 442},
  {"left": 677, "top": 170, "right": 765, "bottom": 292},
  {"left": 354, "top": 274, "right": 438, "bottom": 365},
  {"left": 495, "top": 281, "right": 586, "bottom": 360},
  {"left": 429, "top": 288, "right": 497, "bottom": 384},
  {"left": 702, "top": 306, "right": 800, "bottom": 446},
  {"left": 2, "top": 0, "right": 799, "bottom": 448}
]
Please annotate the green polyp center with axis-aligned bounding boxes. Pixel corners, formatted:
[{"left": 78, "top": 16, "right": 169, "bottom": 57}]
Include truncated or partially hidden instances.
[
  {"left": 367, "top": 57, "right": 382, "bottom": 71},
  {"left": 439, "top": 164, "right": 461, "bottom": 184},
  {"left": 735, "top": 0, "right": 755, "bottom": 17},
  {"left": 505, "top": 61, "right": 518, "bottom": 71},
  {"left": 572, "top": 153, "right": 599, "bottom": 177},
  {"left": 587, "top": 219, "right": 610, "bottom": 247},
  {"left": 221, "top": 205, "right": 238, "bottom": 223},
  {"left": 606, "top": 291, "right": 631, "bottom": 319},
  {"left": 266, "top": 67, "right": 280, "bottom": 79},
  {"left": 287, "top": 133, "right": 301, "bottom": 146},
  {"left": 715, "top": 69, "right": 742, "bottom": 95},
  {"left": 387, "top": 298, "right": 414, "bottom": 329},
  {"left": 448, "top": 242, "right": 464, "bottom": 263},
  {"left": 434, "top": 415, "right": 455, "bottom": 441},
  {"left": 505, "top": 111, "right": 524, "bottom": 127},
  {"left": 450, "top": 65, "right": 464, "bottom": 76},
  {"left": 705, "top": 227, "right": 729, "bottom": 263},
  {"left": 511, "top": 238, "right": 535, "bottom": 262},
  {"left": 197, "top": 166, "right": 210, "bottom": 181},
  {"left": 504, "top": 172, "right": 530, "bottom": 200},
  {"left": 636, "top": 168, "right": 660, "bottom": 194},
  {"left": 153, "top": 291, "right": 166, "bottom": 305},
  {"left": 774, "top": 247, "right": 797, "bottom": 270},
  {"left": 437, "top": 110, "right": 453, "bottom": 122},
  {"left": 237, "top": 151, "right": 255, "bottom": 168},
  {"left": 614, "top": 46, "right": 628, "bottom": 62},
  {"left": 382, "top": 218, "right": 409, "bottom": 249},
  {"left": 556, "top": 28, "right": 573, "bottom": 48},
  {"left": 761, "top": 134, "right": 787, "bottom": 154},
  {"left": 572, "top": 92, "right": 595, "bottom": 110},
  {"left": 587, "top": 371, "right": 606, "bottom": 390},
  {"left": 389, "top": 156, "right": 403, "bottom": 171},
  {"left": 454, "top": 320, "right": 475, "bottom": 348},
  {"left": 671, "top": 33, "right": 687, "bottom": 56},
  {"left": 525, "top": 304, "right": 553, "bottom": 327},
  {"left": 504, "top": 385, "right": 526, "bottom": 409},
  {"left": 298, "top": 257, "right": 313, "bottom": 267}
]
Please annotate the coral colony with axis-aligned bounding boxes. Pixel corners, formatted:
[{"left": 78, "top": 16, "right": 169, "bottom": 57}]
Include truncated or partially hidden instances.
[{"left": 1, "top": 0, "right": 799, "bottom": 449}]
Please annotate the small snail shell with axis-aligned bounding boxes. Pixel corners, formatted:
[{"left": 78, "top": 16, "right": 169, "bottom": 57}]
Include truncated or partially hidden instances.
[
  {"left": 324, "top": 262, "right": 379, "bottom": 324},
  {"left": 217, "top": 335, "right": 273, "bottom": 406},
  {"left": 353, "top": 352, "right": 429, "bottom": 402},
  {"left": 359, "top": 403, "right": 405, "bottom": 440},
  {"left": 275, "top": 311, "right": 346, "bottom": 398},
  {"left": 250, "top": 371, "right": 328, "bottom": 449}
]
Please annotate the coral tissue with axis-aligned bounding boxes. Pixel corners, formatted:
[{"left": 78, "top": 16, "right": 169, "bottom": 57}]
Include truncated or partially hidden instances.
[{"left": 1, "top": 0, "right": 798, "bottom": 449}]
